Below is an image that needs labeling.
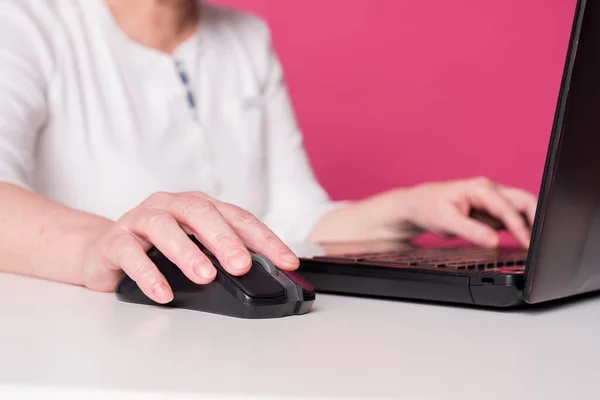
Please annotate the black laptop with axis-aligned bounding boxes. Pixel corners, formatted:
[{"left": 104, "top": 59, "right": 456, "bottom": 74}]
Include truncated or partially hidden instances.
[{"left": 297, "top": 0, "right": 600, "bottom": 308}]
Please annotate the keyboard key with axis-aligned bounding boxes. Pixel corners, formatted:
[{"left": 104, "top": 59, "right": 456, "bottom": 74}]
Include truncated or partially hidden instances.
[{"left": 312, "top": 247, "right": 527, "bottom": 273}]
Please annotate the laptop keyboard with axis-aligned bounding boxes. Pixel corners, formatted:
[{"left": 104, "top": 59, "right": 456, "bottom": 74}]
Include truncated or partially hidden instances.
[{"left": 313, "top": 247, "right": 527, "bottom": 273}]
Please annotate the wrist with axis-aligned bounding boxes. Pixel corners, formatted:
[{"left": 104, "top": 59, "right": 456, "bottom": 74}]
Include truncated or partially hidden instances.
[
  {"left": 358, "top": 187, "right": 422, "bottom": 239},
  {"left": 74, "top": 219, "right": 114, "bottom": 288}
]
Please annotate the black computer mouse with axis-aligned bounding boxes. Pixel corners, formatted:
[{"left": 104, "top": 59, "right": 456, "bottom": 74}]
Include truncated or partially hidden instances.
[{"left": 115, "top": 236, "right": 316, "bottom": 319}]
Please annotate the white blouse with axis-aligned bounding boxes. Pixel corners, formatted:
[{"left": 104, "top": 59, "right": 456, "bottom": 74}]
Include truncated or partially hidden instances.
[{"left": 0, "top": 0, "right": 339, "bottom": 244}]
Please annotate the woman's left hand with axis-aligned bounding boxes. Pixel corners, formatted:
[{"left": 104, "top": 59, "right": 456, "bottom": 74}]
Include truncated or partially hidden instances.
[{"left": 356, "top": 177, "right": 537, "bottom": 248}]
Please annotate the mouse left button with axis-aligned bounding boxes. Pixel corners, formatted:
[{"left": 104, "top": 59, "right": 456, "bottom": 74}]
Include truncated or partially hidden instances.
[{"left": 231, "top": 260, "right": 286, "bottom": 299}]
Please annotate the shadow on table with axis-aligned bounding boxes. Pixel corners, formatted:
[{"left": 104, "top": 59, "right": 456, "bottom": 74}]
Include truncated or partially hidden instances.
[
  {"left": 315, "top": 289, "right": 600, "bottom": 315},
  {"left": 513, "top": 290, "right": 600, "bottom": 314}
]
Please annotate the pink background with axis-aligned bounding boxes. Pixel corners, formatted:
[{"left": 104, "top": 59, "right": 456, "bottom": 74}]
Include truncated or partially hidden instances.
[{"left": 213, "top": 0, "right": 577, "bottom": 201}]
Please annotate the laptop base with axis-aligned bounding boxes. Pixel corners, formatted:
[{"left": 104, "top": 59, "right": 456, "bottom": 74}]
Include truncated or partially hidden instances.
[{"left": 298, "top": 260, "right": 525, "bottom": 308}]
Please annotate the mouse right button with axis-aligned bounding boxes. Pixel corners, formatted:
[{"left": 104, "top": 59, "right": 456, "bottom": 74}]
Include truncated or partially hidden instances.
[{"left": 281, "top": 270, "right": 316, "bottom": 299}]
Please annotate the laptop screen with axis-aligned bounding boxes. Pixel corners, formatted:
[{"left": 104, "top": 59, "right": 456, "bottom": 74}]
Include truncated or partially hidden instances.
[{"left": 525, "top": 0, "right": 600, "bottom": 303}]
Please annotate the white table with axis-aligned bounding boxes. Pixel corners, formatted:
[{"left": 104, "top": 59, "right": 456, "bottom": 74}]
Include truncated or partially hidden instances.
[{"left": 1, "top": 272, "right": 599, "bottom": 400}]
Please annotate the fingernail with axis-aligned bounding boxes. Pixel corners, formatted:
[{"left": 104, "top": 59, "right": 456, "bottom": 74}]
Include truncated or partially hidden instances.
[
  {"left": 193, "top": 260, "right": 216, "bottom": 280},
  {"left": 280, "top": 251, "right": 299, "bottom": 266},
  {"left": 153, "top": 282, "right": 173, "bottom": 303},
  {"left": 227, "top": 250, "right": 251, "bottom": 272}
]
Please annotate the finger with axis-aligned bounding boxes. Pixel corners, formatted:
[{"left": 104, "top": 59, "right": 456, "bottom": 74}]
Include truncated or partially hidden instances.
[
  {"left": 469, "top": 208, "right": 506, "bottom": 230},
  {"left": 468, "top": 186, "right": 531, "bottom": 248},
  {"left": 133, "top": 209, "right": 217, "bottom": 284},
  {"left": 499, "top": 187, "right": 538, "bottom": 227},
  {"left": 169, "top": 195, "right": 252, "bottom": 276},
  {"left": 435, "top": 211, "right": 500, "bottom": 248},
  {"left": 106, "top": 230, "right": 174, "bottom": 304},
  {"left": 216, "top": 202, "right": 300, "bottom": 271}
]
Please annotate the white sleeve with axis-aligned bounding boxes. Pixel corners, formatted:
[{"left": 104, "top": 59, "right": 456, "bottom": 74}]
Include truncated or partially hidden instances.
[
  {"left": 252, "top": 21, "right": 345, "bottom": 243},
  {"left": 0, "top": 1, "right": 52, "bottom": 189}
]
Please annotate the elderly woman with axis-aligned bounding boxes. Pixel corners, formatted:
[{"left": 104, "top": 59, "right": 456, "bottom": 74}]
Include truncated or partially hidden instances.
[{"left": 0, "top": 0, "right": 536, "bottom": 304}]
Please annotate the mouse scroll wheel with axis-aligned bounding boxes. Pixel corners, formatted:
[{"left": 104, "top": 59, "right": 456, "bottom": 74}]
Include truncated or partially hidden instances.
[{"left": 251, "top": 254, "right": 279, "bottom": 275}]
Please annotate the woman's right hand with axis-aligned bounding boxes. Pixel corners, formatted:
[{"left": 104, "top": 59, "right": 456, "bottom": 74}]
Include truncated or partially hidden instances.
[{"left": 79, "top": 191, "right": 299, "bottom": 304}]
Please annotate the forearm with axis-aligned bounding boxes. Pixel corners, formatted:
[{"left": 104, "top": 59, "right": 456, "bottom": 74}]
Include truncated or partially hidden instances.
[{"left": 0, "top": 183, "right": 112, "bottom": 285}]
